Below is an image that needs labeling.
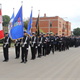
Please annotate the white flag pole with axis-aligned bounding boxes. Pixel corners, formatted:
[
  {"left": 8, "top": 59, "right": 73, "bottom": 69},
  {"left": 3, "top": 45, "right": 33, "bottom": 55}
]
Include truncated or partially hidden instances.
[
  {"left": 21, "top": 1, "right": 23, "bottom": 21},
  {"left": 31, "top": 6, "right": 33, "bottom": 32},
  {"left": 13, "top": 8, "right": 15, "bottom": 18}
]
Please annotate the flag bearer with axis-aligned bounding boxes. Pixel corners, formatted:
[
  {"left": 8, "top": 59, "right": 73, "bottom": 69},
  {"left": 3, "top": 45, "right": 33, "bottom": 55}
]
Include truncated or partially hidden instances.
[
  {"left": 3, "top": 32, "right": 11, "bottom": 62},
  {"left": 21, "top": 31, "right": 29, "bottom": 63},
  {"left": 37, "top": 34, "right": 42, "bottom": 58},
  {"left": 30, "top": 32, "right": 37, "bottom": 60}
]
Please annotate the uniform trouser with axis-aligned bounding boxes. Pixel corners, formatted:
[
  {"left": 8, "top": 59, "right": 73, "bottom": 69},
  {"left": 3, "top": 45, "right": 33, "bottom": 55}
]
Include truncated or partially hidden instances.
[
  {"left": 3, "top": 47, "right": 8, "bottom": 61},
  {"left": 54, "top": 43, "right": 57, "bottom": 51},
  {"left": 66, "top": 43, "right": 69, "bottom": 49},
  {"left": 21, "top": 47, "right": 28, "bottom": 62},
  {"left": 62, "top": 43, "right": 65, "bottom": 50},
  {"left": 15, "top": 46, "right": 20, "bottom": 58},
  {"left": 47, "top": 43, "right": 50, "bottom": 54},
  {"left": 59, "top": 43, "right": 62, "bottom": 51},
  {"left": 42, "top": 44, "right": 47, "bottom": 56},
  {"left": 38, "top": 46, "right": 41, "bottom": 57},
  {"left": 50, "top": 44, "right": 54, "bottom": 53},
  {"left": 31, "top": 47, "right": 36, "bottom": 59}
]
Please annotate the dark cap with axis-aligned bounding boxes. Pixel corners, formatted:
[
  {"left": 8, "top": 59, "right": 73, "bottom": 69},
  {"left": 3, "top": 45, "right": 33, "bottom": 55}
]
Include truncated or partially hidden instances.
[
  {"left": 32, "top": 32, "right": 35, "bottom": 35},
  {"left": 41, "top": 32, "right": 43, "bottom": 34},
  {"left": 43, "top": 33, "right": 45, "bottom": 35},
  {"left": 24, "top": 31, "right": 27, "bottom": 33},
  {"left": 5, "top": 32, "right": 8, "bottom": 34}
]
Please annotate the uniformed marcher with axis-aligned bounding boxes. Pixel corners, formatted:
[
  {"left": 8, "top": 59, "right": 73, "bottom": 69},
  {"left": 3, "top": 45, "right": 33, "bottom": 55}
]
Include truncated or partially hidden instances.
[
  {"left": 54, "top": 33, "right": 59, "bottom": 51},
  {"left": 15, "top": 39, "right": 21, "bottom": 59},
  {"left": 58, "top": 35, "right": 63, "bottom": 51},
  {"left": 46, "top": 32, "right": 50, "bottom": 55},
  {"left": 37, "top": 33, "right": 42, "bottom": 57},
  {"left": 50, "top": 32, "right": 54, "bottom": 54},
  {"left": 30, "top": 32, "right": 37, "bottom": 60},
  {"left": 3, "top": 32, "right": 11, "bottom": 62},
  {"left": 21, "top": 31, "right": 29, "bottom": 63},
  {"left": 62, "top": 34, "right": 66, "bottom": 51},
  {"left": 42, "top": 33, "right": 47, "bottom": 56},
  {"left": 65, "top": 36, "right": 69, "bottom": 50}
]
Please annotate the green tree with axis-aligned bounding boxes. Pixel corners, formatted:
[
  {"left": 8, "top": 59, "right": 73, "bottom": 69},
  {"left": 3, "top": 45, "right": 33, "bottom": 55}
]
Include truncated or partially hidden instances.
[
  {"left": 73, "top": 27, "right": 80, "bottom": 36},
  {"left": 23, "top": 20, "right": 28, "bottom": 30},
  {"left": 2, "top": 15, "right": 10, "bottom": 26}
]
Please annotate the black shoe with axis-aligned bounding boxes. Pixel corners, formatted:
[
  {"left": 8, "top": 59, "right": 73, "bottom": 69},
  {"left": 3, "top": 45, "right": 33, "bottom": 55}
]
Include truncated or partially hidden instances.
[
  {"left": 37, "top": 55, "right": 41, "bottom": 58},
  {"left": 24, "top": 60, "right": 27, "bottom": 63},
  {"left": 3, "top": 60, "right": 6, "bottom": 62},
  {"left": 3, "top": 60, "right": 8, "bottom": 62},
  {"left": 31, "top": 58, "right": 33, "bottom": 60},
  {"left": 21, "top": 61, "right": 24, "bottom": 63}
]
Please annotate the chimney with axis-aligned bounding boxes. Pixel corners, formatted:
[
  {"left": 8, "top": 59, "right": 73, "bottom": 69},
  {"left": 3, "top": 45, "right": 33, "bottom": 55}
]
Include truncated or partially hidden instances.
[{"left": 44, "top": 13, "right": 46, "bottom": 17}]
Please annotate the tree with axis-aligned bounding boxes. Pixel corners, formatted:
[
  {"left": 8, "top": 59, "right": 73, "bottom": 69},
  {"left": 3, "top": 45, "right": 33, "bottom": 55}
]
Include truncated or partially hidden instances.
[
  {"left": 73, "top": 27, "right": 80, "bottom": 36},
  {"left": 2, "top": 15, "right": 10, "bottom": 26},
  {"left": 23, "top": 20, "right": 28, "bottom": 30}
]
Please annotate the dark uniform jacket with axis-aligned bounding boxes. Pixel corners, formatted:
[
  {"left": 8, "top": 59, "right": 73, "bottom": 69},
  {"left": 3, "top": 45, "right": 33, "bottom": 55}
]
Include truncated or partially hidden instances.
[{"left": 3, "top": 36, "right": 11, "bottom": 48}]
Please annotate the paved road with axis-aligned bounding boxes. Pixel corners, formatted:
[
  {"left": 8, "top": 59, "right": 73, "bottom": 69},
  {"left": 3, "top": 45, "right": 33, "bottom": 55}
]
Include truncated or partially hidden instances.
[{"left": 0, "top": 47, "right": 80, "bottom": 80}]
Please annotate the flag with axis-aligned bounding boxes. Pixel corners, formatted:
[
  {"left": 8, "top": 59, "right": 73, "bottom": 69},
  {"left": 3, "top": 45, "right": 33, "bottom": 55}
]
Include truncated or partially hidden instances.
[
  {"left": 0, "top": 6, "right": 4, "bottom": 39},
  {"left": 27, "top": 10, "right": 32, "bottom": 37},
  {"left": 35, "top": 15, "right": 40, "bottom": 37},
  {"left": 8, "top": 12, "right": 14, "bottom": 37},
  {"left": 10, "top": 6, "right": 23, "bottom": 39}
]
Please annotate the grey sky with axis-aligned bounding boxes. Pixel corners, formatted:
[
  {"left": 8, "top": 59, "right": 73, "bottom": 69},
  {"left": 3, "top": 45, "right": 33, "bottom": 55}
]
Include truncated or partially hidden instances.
[{"left": 0, "top": 0, "right": 80, "bottom": 31}]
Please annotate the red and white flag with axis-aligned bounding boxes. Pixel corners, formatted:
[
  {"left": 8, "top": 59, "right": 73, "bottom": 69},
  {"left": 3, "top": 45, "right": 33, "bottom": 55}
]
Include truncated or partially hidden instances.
[{"left": 0, "top": 5, "right": 4, "bottom": 39}]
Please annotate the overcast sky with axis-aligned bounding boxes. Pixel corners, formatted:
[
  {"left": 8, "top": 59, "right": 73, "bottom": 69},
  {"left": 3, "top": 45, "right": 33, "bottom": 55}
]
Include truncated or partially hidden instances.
[{"left": 0, "top": 0, "right": 80, "bottom": 31}]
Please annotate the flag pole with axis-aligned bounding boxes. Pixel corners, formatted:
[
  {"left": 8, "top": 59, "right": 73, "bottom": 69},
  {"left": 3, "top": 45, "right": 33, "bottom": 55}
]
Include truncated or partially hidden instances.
[
  {"left": 21, "top": 1, "right": 23, "bottom": 21},
  {"left": 31, "top": 6, "right": 33, "bottom": 32},
  {"left": 38, "top": 10, "right": 40, "bottom": 34},
  {"left": 13, "top": 8, "right": 15, "bottom": 18}
]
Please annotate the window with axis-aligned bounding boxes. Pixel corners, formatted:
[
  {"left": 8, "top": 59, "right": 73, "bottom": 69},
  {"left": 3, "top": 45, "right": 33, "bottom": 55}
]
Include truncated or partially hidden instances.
[
  {"left": 59, "top": 22, "right": 61, "bottom": 28},
  {"left": 63, "top": 24, "right": 64, "bottom": 29},
  {"left": 50, "top": 22, "right": 52, "bottom": 27},
  {"left": 65, "top": 25, "right": 66, "bottom": 28},
  {"left": 59, "top": 31, "right": 61, "bottom": 35},
  {"left": 69, "top": 26, "right": 71, "bottom": 30}
]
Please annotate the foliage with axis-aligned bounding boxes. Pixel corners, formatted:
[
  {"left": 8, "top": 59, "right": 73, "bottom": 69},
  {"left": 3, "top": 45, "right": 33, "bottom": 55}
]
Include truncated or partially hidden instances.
[
  {"left": 73, "top": 27, "right": 80, "bottom": 36},
  {"left": 2, "top": 15, "right": 10, "bottom": 26},
  {"left": 23, "top": 20, "right": 28, "bottom": 30}
]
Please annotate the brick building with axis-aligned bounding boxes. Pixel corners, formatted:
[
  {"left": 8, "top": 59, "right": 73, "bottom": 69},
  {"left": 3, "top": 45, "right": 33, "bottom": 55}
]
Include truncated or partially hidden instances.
[{"left": 32, "top": 14, "right": 71, "bottom": 36}]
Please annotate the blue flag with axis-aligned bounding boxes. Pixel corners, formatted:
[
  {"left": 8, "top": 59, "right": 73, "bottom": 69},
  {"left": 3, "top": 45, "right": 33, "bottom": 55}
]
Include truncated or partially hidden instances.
[
  {"left": 10, "top": 6, "right": 23, "bottom": 39},
  {"left": 27, "top": 10, "right": 32, "bottom": 37}
]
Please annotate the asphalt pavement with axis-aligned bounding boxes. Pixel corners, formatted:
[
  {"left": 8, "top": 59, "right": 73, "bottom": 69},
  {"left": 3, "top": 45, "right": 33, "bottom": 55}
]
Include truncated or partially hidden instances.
[{"left": 0, "top": 47, "right": 80, "bottom": 80}]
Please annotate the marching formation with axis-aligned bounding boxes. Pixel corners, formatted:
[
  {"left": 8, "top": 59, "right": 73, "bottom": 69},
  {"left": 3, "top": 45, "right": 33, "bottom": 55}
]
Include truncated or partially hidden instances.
[{"left": 3, "top": 31, "right": 80, "bottom": 63}]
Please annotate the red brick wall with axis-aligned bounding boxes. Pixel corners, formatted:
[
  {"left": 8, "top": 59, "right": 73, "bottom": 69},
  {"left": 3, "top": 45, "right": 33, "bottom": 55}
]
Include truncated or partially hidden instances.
[{"left": 32, "top": 15, "right": 71, "bottom": 36}]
